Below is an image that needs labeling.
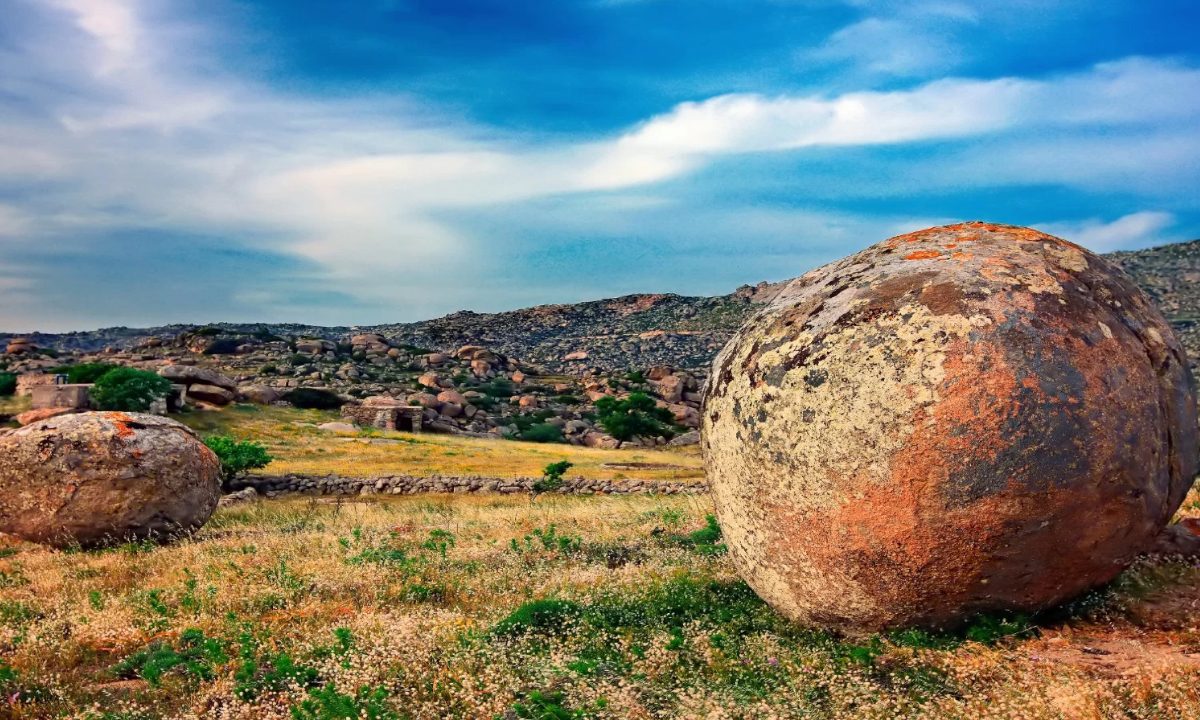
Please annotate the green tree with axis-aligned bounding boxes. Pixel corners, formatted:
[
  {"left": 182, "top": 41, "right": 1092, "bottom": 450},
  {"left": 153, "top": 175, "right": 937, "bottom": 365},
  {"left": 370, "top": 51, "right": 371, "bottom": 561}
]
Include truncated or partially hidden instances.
[
  {"left": 203, "top": 435, "right": 273, "bottom": 491},
  {"left": 594, "top": 392, "right": 676, "bottom": 441},
  {"left": 532, "top": 460, "right": 573, "bottom": 499},
  {"left": 90, "top": 367, "right": 172, "bottom": 412},
  {"left": 0, "top": 372, "right": 15, "bottom": 397}
]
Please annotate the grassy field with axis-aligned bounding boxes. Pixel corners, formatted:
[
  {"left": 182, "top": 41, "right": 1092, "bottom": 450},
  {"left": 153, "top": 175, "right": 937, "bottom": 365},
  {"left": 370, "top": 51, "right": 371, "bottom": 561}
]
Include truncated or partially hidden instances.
[
  {"left": 1, "top": 488, "right": 1199, "bottom": 719},
  {"left": 171, "top": 405, "right": 705, "bottom": 483},
  {"left": 0, "top": 394, "right": 31, "bottom": 418}
]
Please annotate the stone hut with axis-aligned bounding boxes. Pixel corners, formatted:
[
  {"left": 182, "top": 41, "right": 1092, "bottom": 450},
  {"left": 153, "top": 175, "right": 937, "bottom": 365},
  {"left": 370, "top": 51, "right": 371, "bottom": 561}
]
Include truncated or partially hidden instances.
[
  {"left": 31, "top": 383, "right": 92, "bottom": 411},
  {"left": 342, "top": 395, "right": 423, "bottom": 432}
]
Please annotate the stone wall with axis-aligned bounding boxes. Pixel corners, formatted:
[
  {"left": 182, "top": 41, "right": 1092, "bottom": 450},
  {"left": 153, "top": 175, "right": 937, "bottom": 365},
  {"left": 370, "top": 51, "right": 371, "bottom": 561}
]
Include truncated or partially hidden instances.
[{"left": 232, "top": 473, "right": 704, "bottom": 497}]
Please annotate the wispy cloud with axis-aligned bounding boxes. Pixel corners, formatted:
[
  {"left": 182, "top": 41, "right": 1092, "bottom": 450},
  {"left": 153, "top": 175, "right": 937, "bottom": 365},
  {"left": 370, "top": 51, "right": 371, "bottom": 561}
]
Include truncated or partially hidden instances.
[
  {"left": 1040, "top": 211, "right": 1177, "bottom": 253},
  {"left": 0, "top": 0, "right": 1196, "bottom": 330}
]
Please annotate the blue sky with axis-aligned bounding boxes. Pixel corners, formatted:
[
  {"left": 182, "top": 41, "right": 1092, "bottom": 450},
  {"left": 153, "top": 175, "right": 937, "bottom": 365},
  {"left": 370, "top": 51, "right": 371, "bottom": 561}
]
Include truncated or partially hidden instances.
[{"left": 1, "top": 0, "right": 1198, "bottom": 331}]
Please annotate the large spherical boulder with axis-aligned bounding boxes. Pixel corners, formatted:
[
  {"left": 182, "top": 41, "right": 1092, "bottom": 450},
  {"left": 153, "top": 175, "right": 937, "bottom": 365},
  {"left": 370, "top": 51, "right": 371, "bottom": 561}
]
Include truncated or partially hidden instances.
[
  {"left": 0, "top": 412, "right": 221, "bottom": 548},
  {"left": 703, "top": 222, "right": 1199, "bottom": 632}
]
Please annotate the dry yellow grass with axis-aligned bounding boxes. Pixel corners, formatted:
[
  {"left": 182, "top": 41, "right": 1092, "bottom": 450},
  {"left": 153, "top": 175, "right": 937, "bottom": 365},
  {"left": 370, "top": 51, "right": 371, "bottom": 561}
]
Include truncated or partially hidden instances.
[
  {"left": 172, "top": 404, "right": 705, "bottom": 482},
  {"left": 0, "top": 393, "right": 31, "bottom": 417},
  {"left": 1, "top": 491, "right": 1199, "bottom": 719}
]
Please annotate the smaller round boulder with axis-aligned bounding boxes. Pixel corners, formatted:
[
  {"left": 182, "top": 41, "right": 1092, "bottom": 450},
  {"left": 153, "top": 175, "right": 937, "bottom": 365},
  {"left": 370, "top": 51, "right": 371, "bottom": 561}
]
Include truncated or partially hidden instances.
[{"left": 0, "top": 412, "right": 221, "bottom": 548}]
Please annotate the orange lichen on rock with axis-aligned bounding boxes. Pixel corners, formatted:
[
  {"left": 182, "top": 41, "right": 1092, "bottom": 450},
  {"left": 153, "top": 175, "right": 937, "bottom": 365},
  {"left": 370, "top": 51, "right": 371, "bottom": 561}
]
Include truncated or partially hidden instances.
[
  {"left": 107, "top": 412, "right": 137, "bottom": 439},
  {"left": 0, "top": 412, "right": 222, "bottom": 548},
  {"left": 702, "top": 222, "right": 1198, "bottom": 632},
  {"left": 904, "top": 249, "right": 943, "bottom": 260}
]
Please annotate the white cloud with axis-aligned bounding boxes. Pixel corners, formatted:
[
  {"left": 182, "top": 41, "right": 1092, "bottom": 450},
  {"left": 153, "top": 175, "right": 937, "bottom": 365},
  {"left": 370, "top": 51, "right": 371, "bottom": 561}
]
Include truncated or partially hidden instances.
[
  {"left": 0, "top": 204, "right": 32, "bottom": 237},
  {"left": 0, "top": 0, "right": 1197, "bottom": 328},
  {"left": 810, "top": 16, "right": 967, "bottom": 77},
  {"left": 1040, "top": 212, "right": 1177, "bottom": 253}
]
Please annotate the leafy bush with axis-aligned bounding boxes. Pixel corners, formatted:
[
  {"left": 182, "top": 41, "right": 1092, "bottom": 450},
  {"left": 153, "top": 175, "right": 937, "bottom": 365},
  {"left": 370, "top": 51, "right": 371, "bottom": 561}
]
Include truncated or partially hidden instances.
[
  {"left": 521, "top": 423, "right": 563, "bottom": 444},
  {"left": 0, "top": 372, "right": 15, "bottom": 397},
  {"left": 203, "top": 436, "right": 272, "bottom": 491},
  {"left": 492, "top": 598, "right": 583, "bottom": 637},
  {"left": 283, "top": 388, "right": 344, "bottom": 410},
  {"left": 594, "top": 392, "right": 675, "bottom": 441},
  {"left": 54, "top": 362, "right": 119, "bottom": 384},
  {"left": 480, "top": 378, "right": 514, "bottom": 398},
  {"left": 90, "top": 367, "right": 172, "bottom": 412}
]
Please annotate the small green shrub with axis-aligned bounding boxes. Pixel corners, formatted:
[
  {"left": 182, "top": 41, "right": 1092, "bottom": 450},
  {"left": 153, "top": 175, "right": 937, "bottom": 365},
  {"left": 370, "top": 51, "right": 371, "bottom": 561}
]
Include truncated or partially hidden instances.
[
  {"left": 0, "top": 372, "right": 15, "bottom": 397},
  {"left": 420, "top": 529, "right": 456, "bottom": 558},
  {"left": 234, "top": 649, "right": 319, "bottom": 701},
  {"left": 492, "top": 599, "right": 582, "bottom": 637},
  {"left": 532, "top": 460, "right": 573, "bottom": 495},
  {"left": 291, "top": 684, "right": 400, "bottom": 720},
  {"left": 91, "top": 367, "right": 172, "bottom": 412},
  {"left": 521, "top": 423, "right": 563, "bottom": 444},
  {"left": 284, "top": 388, "right": 345, "bottom": 410},
  {"left": 508, "top": 689, "right": 607, "bottom": 719},
  {"left": 657, "top": 514, "right": 727, "bottom": 556},
  {"left": 203, "top": 436, "right": 272, "bottom": 491},
  {"left": 594, "top": 392, "right": 675, "bottom": 441},
  {"left": 511, "top": 524, "right": 582, "bottom": 556},
  {"left": 113, "top": 628, "right": 227, "bottom": 686},
  {"left": 480, "top": 378, "right": 514, "bottom": 398}
]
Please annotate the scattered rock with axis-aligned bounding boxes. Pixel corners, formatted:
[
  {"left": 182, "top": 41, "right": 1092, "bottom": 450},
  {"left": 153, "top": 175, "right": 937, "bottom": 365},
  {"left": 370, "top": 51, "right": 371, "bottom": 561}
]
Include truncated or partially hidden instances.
[
  {"left": 0, "top": 412, "right": 221, "bottom": 548},
  {"left": 218, "top": 486, "right": 259, "bottom": 507},
  {"left": 14, "top": 407, "right": 79, "bottom": 426},
  {"left": 238, "top": 385, "right": 280, "bottom": 404},
  {"left": 158, "top": 365, "right": 237, "bottom": 391},
  {"left": 318, "top": 422, "right": 357, "bottom": 433},
  {"left": 186, "top": 383, "right": 235, "bottom": 406},
  {"left": 669, "top": 430, "right": 700, "bottom": 446},
  {"left": 703, "top": 222, "right": 1200, "bottom": 632},
  {"left": 1152, "top": 520, "right": 1200, "bottom": 556}
]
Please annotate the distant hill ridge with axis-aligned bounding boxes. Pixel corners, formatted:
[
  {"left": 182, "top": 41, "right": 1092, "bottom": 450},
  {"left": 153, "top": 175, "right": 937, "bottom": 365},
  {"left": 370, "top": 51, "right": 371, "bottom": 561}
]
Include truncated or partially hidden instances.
[{"left": 6, "top": 239, "right": 1200, "bottom": 372}]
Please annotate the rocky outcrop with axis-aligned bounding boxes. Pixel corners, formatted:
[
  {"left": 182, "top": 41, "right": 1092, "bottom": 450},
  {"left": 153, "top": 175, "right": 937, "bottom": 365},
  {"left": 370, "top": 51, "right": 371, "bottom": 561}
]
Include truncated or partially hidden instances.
[
  {"left": 4, "top": 337, "right": 36, "bottom": 355},
  {"left": 158, "top": 364, "right": 236, "bottom": 406},
  {"left": 703, "top": 222, "right": 1200, "bottom": 632},
  {"left": 0, "top": 412, "right": 222, "bottom": 548}
]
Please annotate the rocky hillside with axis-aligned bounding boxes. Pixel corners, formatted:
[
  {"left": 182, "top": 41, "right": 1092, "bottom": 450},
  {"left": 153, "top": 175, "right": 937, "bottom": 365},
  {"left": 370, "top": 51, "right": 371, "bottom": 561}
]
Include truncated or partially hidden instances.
[
  {"left": 1106, "top": 239, "right": 1200, "bottom": 371},
  {"left": 3, "top": 241, "right": 1198, "bottom": 373}
]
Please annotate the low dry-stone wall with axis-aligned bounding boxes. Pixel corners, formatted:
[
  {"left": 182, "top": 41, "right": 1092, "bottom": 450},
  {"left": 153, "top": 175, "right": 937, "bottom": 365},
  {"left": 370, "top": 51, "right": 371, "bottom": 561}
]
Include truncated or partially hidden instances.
[{"left": 233, "top": 473, "right": 704, "bottom": 496}]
